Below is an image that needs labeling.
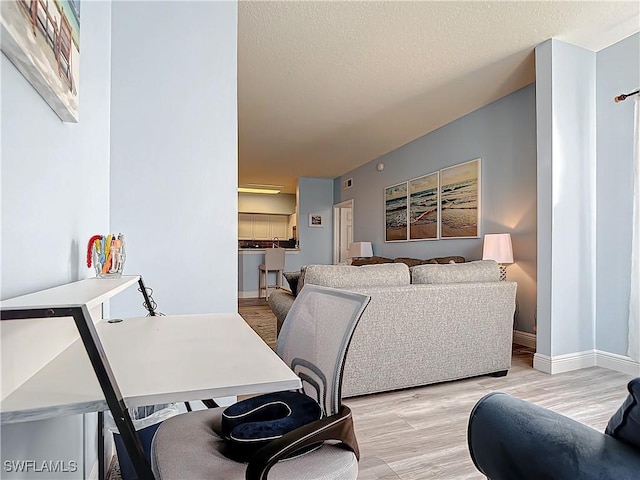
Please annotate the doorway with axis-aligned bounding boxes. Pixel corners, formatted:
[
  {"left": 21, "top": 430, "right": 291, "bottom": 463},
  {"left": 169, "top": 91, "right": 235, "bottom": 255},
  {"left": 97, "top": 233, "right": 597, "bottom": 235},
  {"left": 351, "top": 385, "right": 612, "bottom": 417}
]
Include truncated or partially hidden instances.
[{"left": 333, "top": 199, "right": 354, "bottom": 264}]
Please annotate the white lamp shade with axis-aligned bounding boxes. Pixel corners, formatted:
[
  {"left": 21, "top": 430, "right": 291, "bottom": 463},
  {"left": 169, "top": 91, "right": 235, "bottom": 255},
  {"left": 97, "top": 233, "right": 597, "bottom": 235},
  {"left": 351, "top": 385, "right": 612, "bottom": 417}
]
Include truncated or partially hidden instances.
[
  {"left": 348, "top": 242, "right": 373, "bottom": 258},
  {"left": 482, "top": 234, "right": 513, "bottom": 264}
]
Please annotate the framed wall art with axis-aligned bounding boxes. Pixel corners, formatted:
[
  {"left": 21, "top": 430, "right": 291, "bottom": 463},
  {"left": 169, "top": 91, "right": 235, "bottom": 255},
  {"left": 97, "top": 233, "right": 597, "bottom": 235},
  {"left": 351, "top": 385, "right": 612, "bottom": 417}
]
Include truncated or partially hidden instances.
[
  {"left": 439, "top": 158, "right": 481, "bottom": 239},
  {"left": 308, "top": 213, "right": 324, "bottom": 227},
  {"left": 384, "top": 181, "right": 408, "bottom": 242},
  {"left": 1, "top": 0, "right": 81, "bottom": 122},
  {"left": 408, "top": 172, "right": 439, "bottom": 241}
]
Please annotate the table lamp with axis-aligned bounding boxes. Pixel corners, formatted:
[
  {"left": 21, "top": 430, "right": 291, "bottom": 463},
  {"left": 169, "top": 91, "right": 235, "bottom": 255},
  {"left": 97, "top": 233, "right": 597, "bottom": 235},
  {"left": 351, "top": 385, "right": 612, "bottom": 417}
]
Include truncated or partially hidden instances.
[
  {"left": 482, "top": 233, "right": 513, "bottom": 281},
  {"left": 348, "top": 242, "right": 373, "bottom": 259}
]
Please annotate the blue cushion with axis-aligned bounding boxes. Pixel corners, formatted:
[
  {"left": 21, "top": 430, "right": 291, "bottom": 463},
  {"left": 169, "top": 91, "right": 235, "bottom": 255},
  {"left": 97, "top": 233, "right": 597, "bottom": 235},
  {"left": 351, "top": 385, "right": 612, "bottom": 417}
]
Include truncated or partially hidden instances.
[
  {"left": 220, "top": 391, "right": 322, "bottom": 462},
  {"left": 605, "top": 377, "right": 640, "bottom": 450}
]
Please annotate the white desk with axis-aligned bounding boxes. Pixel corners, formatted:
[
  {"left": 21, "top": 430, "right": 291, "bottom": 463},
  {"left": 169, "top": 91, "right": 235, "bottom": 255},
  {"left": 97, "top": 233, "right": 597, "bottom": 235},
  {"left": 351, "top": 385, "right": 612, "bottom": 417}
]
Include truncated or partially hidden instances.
[{"left": 1, "top": 278, "right": 301, "bottom": 424}]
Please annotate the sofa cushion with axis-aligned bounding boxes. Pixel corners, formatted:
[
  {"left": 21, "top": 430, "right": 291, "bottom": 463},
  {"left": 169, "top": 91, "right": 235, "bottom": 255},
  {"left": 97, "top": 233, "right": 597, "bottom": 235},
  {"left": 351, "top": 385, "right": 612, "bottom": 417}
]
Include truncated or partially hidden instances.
[
  {"left": 283, "top": 271, "right": 301, "bottom": 294},
  {"left": 411, "top": 260, "right": 499, "bottom": 284},
  {"left": 350, "top": 255, "right": 394, "bottom": 266},
  {"left": 303, "top": 263, "right": 410, "bottom": 289},
  {"left": 605, "top": 377, "right": 640, "bottom": 450}
]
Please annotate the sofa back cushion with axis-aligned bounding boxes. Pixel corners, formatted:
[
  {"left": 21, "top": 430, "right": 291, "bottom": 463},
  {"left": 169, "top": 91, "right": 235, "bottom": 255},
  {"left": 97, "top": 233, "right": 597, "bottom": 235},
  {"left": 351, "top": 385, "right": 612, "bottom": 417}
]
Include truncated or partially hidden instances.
[
  {"left": 411, "top": 260, "right": 499, "bottom": 284},
  {"left": 303, "top": 263, "right": 410, "bottom": 289}
]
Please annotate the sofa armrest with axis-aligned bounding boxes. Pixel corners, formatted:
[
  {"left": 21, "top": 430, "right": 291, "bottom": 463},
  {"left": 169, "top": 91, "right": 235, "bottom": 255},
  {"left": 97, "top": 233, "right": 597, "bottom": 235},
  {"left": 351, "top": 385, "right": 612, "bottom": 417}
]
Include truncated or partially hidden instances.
[
  {"left": 267, "top": 289, "right": 296, "bottom": 335},
  {"left": 468, "top": 392, "right": 640, "bottom": 480}
]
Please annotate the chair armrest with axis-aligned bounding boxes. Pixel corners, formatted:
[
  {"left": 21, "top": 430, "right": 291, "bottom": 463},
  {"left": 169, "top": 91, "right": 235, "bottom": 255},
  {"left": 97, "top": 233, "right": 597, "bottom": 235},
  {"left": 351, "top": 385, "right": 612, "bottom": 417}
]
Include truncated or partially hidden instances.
[
  {"left": 245, "top": 405, "right": 358, "bottom": 480},
  {"left": 468, "top": 392, "right": 640, "bottom": 480}
]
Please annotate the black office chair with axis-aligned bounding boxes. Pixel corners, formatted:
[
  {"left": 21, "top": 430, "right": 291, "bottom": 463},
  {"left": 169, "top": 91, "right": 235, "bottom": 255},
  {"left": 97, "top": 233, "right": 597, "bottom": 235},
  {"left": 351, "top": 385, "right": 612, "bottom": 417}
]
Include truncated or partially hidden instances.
[{"left": 151, "top": 284, "right": 371, "bottom": 479}]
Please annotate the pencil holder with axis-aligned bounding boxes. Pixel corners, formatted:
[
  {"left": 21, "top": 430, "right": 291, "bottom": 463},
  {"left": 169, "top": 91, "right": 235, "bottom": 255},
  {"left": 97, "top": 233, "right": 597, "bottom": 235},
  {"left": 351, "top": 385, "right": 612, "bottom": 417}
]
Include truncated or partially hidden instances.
[{"left": 87, "top": 234, "right": 126, "bottom": 278}]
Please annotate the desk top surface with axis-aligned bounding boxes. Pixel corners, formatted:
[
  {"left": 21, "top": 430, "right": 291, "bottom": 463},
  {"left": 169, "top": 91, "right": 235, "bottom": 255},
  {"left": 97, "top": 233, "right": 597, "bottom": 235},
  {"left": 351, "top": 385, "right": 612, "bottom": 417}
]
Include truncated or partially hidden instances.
[{"left": 1, "top": 312, "right": 301, "bottom": 423}]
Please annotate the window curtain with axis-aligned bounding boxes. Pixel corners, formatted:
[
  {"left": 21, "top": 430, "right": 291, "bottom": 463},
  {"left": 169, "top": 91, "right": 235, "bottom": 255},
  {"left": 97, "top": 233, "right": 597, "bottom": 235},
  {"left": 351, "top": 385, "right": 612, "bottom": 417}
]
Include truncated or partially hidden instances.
[{"left": 629, "top": 96, "right": 640, "bottom": 362}]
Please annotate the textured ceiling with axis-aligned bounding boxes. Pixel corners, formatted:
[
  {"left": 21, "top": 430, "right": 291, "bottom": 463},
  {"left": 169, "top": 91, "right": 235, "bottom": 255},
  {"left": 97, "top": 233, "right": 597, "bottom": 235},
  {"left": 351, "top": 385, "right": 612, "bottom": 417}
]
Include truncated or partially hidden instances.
[{"left": 238, "top": 1, "right": 640, "bottom": 193}]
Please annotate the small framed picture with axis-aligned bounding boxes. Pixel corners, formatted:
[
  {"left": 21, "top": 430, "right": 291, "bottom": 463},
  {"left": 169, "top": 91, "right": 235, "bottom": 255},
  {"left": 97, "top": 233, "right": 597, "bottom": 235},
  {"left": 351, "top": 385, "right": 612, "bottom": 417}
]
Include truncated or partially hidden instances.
[{"left": 308, "top": 213, "right": 323, "bottom": 227}]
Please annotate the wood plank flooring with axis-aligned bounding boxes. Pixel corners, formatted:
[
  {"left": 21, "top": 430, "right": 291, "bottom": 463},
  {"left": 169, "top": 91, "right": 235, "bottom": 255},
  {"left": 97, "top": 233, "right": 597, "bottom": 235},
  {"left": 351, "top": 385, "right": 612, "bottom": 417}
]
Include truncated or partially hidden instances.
[{"left": 238, "top": 298, "right": 634, "bottom": 479}]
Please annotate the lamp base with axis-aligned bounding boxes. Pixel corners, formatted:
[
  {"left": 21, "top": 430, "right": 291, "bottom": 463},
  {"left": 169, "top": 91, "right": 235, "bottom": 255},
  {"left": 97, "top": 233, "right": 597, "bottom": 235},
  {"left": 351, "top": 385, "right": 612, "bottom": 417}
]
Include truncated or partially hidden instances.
[{"left": 498, "top": 264, "right": 508, "bottom": 281}]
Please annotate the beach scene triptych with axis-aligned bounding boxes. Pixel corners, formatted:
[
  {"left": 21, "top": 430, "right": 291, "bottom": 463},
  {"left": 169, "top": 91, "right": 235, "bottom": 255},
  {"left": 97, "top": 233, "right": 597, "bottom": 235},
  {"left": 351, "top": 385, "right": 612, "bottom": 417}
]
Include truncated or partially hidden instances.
[{"left": 385, "top": 158, "right": 480, "bottom": 242}]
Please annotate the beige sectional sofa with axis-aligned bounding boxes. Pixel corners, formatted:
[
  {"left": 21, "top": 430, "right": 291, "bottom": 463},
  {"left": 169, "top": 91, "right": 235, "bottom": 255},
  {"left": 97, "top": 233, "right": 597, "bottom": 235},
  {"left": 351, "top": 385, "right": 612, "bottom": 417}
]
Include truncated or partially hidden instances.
[{"left": 268, "top": 260, "right": 517, "bottom": 397}]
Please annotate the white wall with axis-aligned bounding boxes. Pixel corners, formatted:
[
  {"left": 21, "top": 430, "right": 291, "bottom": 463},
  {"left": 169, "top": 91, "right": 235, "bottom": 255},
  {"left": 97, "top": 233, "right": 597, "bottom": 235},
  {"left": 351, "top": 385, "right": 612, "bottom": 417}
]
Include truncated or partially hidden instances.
[
  {"left": 535, "top": 35, "right": 640, "bottom": 374},
  {"left": 1, "top": 4, "right": 111, "bottom": 299},
  {"left": 596, "top": 33, "right": 640, "bottom": 355},
  {"left": 536, "top": 39, "right": 598, "bottom": 360},
  {"left": 0, "top": 1, "right": 112, "bottom": 477},
  {"left": 109, "top": 0, "right": 238, "bottom": 317},
  {"left": 537, "top": 39, "right": 597, "bottom": 360}
]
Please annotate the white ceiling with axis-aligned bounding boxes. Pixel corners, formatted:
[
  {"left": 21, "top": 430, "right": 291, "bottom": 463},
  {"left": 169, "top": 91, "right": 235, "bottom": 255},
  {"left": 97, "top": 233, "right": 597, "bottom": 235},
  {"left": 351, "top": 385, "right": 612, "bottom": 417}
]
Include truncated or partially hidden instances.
[{"left": 238, "top": 1, "right": 640, "bottom": 193}]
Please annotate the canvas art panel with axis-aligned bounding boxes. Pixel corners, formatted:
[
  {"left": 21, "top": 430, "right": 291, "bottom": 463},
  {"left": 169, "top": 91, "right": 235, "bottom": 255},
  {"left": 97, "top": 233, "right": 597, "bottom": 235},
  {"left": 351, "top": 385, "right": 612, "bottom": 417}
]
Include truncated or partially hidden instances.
[
  {"left": 409, "top": 172, "right": 439, "bottom": 240},
  {"left": 384, "top": 182, "right": 408, "bottom": 242},
  {"left": 1, "top": 0, "right": 80, "bottom": 122},
  {"left": 439, "top": 158, "right": 481, "bottom": 239}
]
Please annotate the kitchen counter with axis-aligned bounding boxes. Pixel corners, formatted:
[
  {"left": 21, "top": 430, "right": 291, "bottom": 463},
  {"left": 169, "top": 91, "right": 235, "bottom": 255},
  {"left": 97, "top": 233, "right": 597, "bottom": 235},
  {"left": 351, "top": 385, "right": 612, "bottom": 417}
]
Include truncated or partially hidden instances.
[{"left": 239, "top": 248, "right": 299, "bottom": 254}]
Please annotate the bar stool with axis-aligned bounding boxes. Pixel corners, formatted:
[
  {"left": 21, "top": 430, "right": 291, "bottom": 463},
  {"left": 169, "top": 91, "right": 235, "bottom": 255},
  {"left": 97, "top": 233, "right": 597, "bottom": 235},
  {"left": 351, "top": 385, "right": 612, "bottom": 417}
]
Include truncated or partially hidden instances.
[{"left": 259, "top": 248, "right": 286, "bottom": 299}]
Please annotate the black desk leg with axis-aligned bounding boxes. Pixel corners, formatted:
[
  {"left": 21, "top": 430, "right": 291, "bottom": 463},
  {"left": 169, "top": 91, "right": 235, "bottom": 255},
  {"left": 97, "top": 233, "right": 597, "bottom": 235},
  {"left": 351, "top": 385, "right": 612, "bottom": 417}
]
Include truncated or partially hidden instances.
[{"left": 98, "top": 411, "right": 105, "bottom": 480}]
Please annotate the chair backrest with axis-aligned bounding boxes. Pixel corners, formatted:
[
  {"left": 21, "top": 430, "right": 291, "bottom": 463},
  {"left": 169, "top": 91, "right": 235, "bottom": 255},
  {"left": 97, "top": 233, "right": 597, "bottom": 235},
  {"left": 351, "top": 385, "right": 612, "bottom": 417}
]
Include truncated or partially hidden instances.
[
  {"left": 264, "top": 248, "right": 286, "bottom": 270},
  {"left": 276, "top": 285, "right": 370, "bottom": 417}
]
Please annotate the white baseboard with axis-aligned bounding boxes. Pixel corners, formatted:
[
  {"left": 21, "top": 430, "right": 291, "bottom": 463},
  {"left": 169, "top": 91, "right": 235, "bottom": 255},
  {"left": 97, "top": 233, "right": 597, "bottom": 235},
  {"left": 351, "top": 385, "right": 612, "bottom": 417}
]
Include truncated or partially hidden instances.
[
  {"left": 533, "top": 350, "right": 596, "bottom": 374},
  {"left": 532, "top": 353, "right": 551, "bottom": 373},
  {"left": 513, "top": 330, "right": 536, "bottom": 348},
  {"left": 534, "top": 349, "right": 640, "bottom": 375},
  {"left": 595, "top": 350, "right": 640, "bottom": 376},
  {"left": 238, "top": 291, "right": 260, "bottom": 299}
]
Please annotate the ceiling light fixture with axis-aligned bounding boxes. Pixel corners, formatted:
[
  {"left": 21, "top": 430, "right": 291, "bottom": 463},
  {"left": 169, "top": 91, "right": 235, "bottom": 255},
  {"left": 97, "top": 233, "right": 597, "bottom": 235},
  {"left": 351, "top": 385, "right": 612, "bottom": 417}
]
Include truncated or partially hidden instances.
[{"left": 238, "top": 184, "right": 282, "bottom": 195}]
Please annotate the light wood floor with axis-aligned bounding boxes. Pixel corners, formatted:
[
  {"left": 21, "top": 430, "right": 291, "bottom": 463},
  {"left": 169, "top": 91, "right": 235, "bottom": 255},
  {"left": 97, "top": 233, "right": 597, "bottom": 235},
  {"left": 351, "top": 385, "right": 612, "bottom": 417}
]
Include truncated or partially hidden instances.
[{"left": 239, "top": 298, "right": 634, "bottom": 479}]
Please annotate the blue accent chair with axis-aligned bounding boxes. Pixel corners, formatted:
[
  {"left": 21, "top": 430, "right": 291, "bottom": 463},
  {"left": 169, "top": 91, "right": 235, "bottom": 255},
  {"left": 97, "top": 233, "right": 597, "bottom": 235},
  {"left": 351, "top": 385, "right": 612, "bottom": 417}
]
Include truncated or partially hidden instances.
[{"left": 467, "top": 382, "right": 640, "bottom": 480}]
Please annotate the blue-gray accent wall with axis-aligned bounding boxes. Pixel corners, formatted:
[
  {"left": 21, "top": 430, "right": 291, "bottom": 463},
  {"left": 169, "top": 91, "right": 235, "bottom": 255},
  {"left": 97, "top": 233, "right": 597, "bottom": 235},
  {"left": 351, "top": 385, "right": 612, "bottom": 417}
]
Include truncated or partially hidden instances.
[{"left": 335, "top": 85, "right": 538, "bottom": 334}]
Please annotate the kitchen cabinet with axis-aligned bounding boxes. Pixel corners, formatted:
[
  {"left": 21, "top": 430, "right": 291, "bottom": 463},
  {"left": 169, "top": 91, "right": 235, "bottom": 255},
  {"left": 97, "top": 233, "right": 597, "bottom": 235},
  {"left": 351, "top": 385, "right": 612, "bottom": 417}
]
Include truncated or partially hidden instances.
[
  {"left": 253, "top": 215, "right": 271, "bottom": 239},
  {"left": 238, "top": 214, "right": 254, "bottom": 239},
  {"left": 270, "top": 215, "right": 289, "bottom": 239},
  {"left": 239, "top": 214, "right": 290, "bottom": 240}
]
